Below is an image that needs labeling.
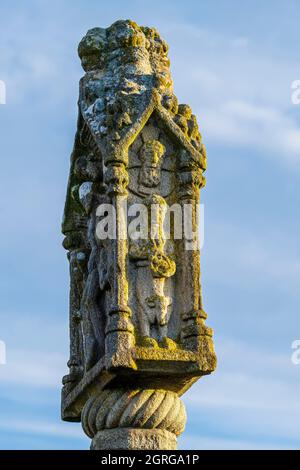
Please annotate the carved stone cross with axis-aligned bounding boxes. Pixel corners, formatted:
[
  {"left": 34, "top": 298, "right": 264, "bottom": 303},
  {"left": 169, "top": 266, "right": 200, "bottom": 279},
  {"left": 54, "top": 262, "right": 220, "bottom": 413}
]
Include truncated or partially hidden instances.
[{"left": 61, "top": 20, "right": 216, "bottom": 450}]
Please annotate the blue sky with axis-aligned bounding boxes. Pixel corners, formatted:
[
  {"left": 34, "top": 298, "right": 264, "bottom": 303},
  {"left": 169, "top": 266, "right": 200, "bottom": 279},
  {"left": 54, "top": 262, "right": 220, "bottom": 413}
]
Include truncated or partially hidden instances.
[{"left": 0, "top": 0, "right": 300, "bottom": 449}]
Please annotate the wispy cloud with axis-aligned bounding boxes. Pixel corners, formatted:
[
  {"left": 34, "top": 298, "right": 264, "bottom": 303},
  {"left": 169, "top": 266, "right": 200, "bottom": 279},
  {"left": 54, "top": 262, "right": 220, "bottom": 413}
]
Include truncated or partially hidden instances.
[
  {"left": 0, "top": 349, "right": 65, "bottom": 388},
  {"left": 201, "top": 100, "right": 300, "bottom": 168},
  {"left": 0, "top": 418, "right": 84, "bottom": 440},
  {"left": 0, "top": 312, "right": 68, "bottom": 388},
  {"left": 182, "top": 338, "right": 300, "bottom": 448},
  {"left": 165, "top": 23, "right": 300, "bottom": 168},
  {"left": 203, "top": 220, "right": 300, "bottom": 297}
]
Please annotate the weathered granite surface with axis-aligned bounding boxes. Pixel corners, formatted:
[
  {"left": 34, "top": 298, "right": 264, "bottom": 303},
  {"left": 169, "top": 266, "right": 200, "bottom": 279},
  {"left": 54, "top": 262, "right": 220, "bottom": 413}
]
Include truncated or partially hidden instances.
[{"left": 61, "top": 19, "right": 216, "bottom": 450}]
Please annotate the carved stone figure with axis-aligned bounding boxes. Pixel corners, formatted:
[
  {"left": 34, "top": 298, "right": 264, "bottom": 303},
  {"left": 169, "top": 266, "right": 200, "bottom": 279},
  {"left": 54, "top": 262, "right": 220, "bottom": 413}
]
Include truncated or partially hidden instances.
[
  {"left": 61, "top": 20, "right": 216, "bottom": 450},
  {"left": 138, "top": 140, "right": 165, "bottom": 193}
]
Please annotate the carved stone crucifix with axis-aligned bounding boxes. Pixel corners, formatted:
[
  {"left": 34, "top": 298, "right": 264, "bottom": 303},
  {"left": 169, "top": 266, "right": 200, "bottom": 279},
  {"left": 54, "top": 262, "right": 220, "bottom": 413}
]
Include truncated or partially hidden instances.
[{"left": 61, "top": 20, "right": 216, "bottom": 450}]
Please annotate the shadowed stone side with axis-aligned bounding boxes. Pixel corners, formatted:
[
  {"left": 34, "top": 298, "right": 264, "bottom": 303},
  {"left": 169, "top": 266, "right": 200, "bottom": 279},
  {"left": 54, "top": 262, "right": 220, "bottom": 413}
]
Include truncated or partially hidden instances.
[{"left": 82, "top": 389, "right": 186, "bottom": 450}]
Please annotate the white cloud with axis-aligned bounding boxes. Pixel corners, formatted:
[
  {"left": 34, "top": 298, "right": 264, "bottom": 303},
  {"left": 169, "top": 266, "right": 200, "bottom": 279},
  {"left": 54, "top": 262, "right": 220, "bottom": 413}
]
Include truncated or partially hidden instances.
[
  {"left": 164, "top": 23, "right": 300, "bottom": 168},
  {"left": 184, "top": 337, "right": 299, "bottom": 412},
  {"left": 180, "top": 338, "right": 300, "bottom": 448},
  {"left": 0, "top": 312, "right": 69, "bottom": 388},
  {"left": 0, "top": 418, "right": 84, "bottom": 440},
  {"left": 201, "top": 100, "right": 300, "bottom": 168},
  {"left": 185, "top": 371, "right": 299, "bottom": 414},
  {"left": 0, "top": 348, "right": 66, "bottom": 388},
  {"left": 203, "top": 220, "right": 300, "bottom": 296}
]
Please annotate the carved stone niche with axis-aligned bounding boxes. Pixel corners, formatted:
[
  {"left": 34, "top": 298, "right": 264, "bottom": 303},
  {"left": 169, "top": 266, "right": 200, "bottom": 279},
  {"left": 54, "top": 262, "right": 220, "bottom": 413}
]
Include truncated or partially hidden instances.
[{"left": 61, "top": 20, "right": 216, "bottom": 450}]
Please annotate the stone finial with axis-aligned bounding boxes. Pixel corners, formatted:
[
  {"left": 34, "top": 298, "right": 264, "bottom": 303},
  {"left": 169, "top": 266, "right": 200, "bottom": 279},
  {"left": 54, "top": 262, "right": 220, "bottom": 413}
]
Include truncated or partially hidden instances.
[{"left": 61, "top": 19, "right": 216, "bottom": 450}]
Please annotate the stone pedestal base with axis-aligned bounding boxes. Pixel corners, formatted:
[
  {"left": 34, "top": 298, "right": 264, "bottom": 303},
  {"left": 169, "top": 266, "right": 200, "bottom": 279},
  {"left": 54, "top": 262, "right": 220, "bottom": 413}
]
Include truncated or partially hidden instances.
[{"left": 91, "top": 428, "right": 177, "bottom": 450}]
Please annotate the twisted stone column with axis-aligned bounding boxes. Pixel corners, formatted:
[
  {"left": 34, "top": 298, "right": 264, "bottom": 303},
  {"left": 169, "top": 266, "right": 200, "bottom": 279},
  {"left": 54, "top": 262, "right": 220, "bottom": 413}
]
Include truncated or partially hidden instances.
[{"left": 81, "top": 389, "right": 186, "bottom": 450}]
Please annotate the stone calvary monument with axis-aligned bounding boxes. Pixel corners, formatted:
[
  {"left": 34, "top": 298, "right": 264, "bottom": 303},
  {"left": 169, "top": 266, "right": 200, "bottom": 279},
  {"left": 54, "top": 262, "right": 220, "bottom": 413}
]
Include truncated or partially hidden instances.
[{"left": 61, "top": 20, "right": 216, "bottom": 450}]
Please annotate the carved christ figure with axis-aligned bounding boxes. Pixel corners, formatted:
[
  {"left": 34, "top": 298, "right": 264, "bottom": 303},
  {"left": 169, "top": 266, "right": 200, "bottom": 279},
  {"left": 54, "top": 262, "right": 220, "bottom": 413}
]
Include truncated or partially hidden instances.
[{"left": 130, "top": 140, "right": 176, "bottom": 348}]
